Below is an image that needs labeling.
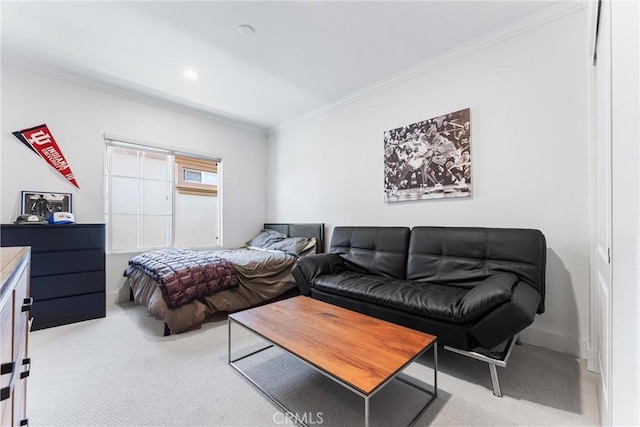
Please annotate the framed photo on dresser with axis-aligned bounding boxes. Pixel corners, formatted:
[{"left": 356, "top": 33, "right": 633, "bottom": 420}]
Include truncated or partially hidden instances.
[{"left": 21, "top": 190, "right": 73, "bottom": 221}]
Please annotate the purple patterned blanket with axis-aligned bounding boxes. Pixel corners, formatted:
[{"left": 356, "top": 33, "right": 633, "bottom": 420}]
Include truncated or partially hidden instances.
[{"left": 127, "top": 248, "right": 239, "bottom": 309}]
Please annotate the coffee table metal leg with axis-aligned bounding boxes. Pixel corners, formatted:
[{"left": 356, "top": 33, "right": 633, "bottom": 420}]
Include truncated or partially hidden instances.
[
  {"left": 228, "top": 318, "right": 274, "bottom": 364},
  {"left": 227, "top": 318, "right": 231, "bottom": 364},
  {"left": 393, "top": 341, "right": 438, "bottom": 426},
  {"left": 365, "top": 396, "right": 370, "bottom": 427},
  {"left": 434, "top": 343, "right": 438, "bottom": 397}
]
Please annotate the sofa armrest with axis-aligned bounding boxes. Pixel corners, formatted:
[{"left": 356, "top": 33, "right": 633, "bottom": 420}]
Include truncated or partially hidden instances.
[
  {"left": 291, "top": 253, "right": 346, "bottom": 296},
  {"left": 457, "top": 273, "right": 519, "bottom": 322}
]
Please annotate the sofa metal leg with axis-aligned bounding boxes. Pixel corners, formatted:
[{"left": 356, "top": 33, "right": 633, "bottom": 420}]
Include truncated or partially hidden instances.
[
  {"left": 444, "top": 335, "right": 518, "bottom": 397},
  {"left": 489, "top": 363, "right": 502, "bottom": 397}
]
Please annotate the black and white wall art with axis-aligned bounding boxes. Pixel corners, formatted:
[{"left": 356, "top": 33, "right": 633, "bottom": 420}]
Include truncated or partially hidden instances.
[
  {"left": 21, "top": 191, "right": 73, "bottom": 220},
  {"left": 384, "top": 108, "right": 471, "bottom": 202}
]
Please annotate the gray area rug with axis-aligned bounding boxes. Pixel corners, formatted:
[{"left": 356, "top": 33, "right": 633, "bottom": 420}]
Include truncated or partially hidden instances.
[
  {"left": 28, "top": 303, "right": 599, "bottom": 426},
  {"left": 233, "top": 344, "right": 436, "bottom": 427}
]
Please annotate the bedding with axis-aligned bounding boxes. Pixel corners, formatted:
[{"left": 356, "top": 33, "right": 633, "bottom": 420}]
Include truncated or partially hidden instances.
[
  {"left": 246, "top": 229, "right": 316, "bottom": 256},
  {"left": 127, "top": 248, "right": 239, "bottom": 309},
  {"left": 125, "top": 224, "right": 323, "bottom": 335}
]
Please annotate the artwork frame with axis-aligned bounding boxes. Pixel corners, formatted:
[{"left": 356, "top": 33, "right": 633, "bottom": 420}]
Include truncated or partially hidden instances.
[
  {"left": 384, "top": 108, "right": 471, "bottom": 203},
  {"left": 21, "top": 191, "right": 73, "bottom": 221}
]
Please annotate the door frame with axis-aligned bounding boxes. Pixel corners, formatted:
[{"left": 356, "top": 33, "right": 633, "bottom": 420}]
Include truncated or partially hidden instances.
[{"left": 590, "top": 1, "right": 640, "bottom": 425}]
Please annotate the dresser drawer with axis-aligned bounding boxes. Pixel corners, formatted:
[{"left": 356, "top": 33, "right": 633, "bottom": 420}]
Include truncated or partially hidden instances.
[
  {"left": 0, "top": 225, "right": 104, "bottom": 252},
  {"left": 31, "top": 271, "right": 105, "bottom": 300},
  {"left": 2, "top": 224, "right": 105, "bottom": 330},
  {"left": 31, "top": 293, "right": 105, "bottom": 330},
  {"left": 31, "top": 250, "right": 104, "bottom": 276}
]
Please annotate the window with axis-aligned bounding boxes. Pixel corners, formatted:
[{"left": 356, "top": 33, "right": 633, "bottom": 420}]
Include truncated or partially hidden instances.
[
  {"left": 104, "top": 138, "right": 221, "bottom": 253},
  {"left": 183, "top": 169, "right": 217, "bottom": 185},
  {"left": 175, "top": 156, "right": 218, "bottom": 196}
]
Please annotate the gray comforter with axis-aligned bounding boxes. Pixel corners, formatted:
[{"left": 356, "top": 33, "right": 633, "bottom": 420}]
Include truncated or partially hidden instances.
[{"left": 127, "top": 248, "right": 298, "bottom": 333}]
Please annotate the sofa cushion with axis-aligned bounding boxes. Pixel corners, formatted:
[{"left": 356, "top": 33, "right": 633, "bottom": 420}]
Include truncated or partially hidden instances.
[
  {"left": 330, "top": 227, "right": 410, "bottom": 279},
  {"left": 407, "top": 227, "right": 546, "bottom": 313},
  {"left": 312, "top": 271, "right": 517, "bottom": 323}
]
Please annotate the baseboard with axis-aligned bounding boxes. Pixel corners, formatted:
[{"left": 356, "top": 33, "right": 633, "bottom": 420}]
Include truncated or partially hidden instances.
[
  {"left": 519, "top": 327, "right": 587, "bottom": 359},
  {"left": 106, "top": 291, "right": 123, "bottom": 306},
  {"left": 586, "top": 346, "right": 599, "bottom": 373}
]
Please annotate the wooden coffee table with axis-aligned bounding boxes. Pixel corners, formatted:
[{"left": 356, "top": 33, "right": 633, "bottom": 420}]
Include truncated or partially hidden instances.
[{"left": 228, "top": 296, "right": 437, "bottom": 426}]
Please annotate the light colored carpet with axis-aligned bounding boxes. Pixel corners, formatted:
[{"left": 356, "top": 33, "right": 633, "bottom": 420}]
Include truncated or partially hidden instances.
[{"left": 28, "top": 303, "right": 600, "bottom": 426}]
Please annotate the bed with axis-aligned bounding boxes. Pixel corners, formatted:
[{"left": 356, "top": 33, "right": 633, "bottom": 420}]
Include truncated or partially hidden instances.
[{"left": 125, "top": 223, "right": 324, "bottom": 335}]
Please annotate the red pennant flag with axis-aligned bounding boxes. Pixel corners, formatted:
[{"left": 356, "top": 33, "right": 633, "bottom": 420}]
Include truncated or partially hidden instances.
[{"left": 13, "top": 124, "right": 80, "bottom": 189}]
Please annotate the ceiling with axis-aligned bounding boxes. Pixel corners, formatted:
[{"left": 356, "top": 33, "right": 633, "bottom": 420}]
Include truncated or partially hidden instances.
[{"left": 1, "top": 1, "right": 559, "bottom": 132}]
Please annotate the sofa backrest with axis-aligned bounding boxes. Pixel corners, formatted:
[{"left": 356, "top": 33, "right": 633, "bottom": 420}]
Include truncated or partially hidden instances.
[
  {"left": 330, "top": 226, "right": 410, "bottom": 279},
  {"left": 407, "top": 227, "right": 546, "bottom": 313}
]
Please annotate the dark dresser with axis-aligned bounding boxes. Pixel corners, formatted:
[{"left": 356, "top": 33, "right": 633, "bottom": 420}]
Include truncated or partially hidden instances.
[{"left": 0, "top": 224, "right": 105, "bottom": 330}]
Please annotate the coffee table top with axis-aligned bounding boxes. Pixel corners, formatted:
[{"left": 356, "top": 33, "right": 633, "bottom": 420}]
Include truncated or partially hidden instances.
[{"left": 229, "top": 296, "right": 436, "bottom": 395}]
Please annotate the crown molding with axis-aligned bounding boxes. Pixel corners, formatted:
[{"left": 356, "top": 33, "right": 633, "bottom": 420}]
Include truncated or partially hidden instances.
[
  {"left": 268, "top": 0, "right": 587, "bottom": 136},
  {"left": 1, "top": 58, "right": 269, "bottom": 136}
]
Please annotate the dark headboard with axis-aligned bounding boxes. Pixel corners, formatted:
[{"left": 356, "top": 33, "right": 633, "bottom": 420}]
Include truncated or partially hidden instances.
[{"left": 264, "top": 223, "right": 325, "bottom": 253}]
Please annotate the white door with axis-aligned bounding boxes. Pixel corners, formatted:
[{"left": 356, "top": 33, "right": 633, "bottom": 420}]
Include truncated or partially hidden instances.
[{"left": 594, "top": 0, "right": 612, "bottom": 425}]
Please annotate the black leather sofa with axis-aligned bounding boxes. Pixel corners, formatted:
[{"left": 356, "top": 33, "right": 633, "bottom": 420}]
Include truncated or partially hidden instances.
[{"left": 292, "top": 226, "right": 546, "bottom": 397}]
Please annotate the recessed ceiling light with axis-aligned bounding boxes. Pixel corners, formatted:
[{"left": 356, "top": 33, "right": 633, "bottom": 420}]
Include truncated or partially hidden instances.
[
  {"left": 183, "top": 69, "right": 198, "bottom": 80},
  {"left": 238, "top": 24, "right": 255, "bottom": 37}
]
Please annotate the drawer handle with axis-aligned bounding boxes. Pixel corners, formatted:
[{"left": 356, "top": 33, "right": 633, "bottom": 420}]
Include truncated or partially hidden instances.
[
  {"left": 20, "top": 358, "right": 31, "bottom": 379},
  {"left": 22, "top": 297, "right": 34, "bottom": 312},
  {"left": 20, "top": 419, "right": 28, "bottom": 426},
  {"left": 0, "top": 385, "right": 10, "bottom": 402},
  {"left": 0, "top": 361, "right": 14, "bottom": 375}
]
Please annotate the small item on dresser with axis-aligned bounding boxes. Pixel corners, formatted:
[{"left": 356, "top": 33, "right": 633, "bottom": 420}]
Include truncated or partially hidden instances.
[
  {"left": 48, "top": 212, "right": 75, "bottom": 224},
  {"left": 14, "top": 214, "right": 47, "bottom": 224}
]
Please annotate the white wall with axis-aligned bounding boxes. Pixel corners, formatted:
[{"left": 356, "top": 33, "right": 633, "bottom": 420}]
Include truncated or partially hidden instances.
[
  {"left": 267, "top": 10, "right": 590, "bottom": 357},
  {"left": 0, "top": 64, "right": 268, "bottom": 303}
]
